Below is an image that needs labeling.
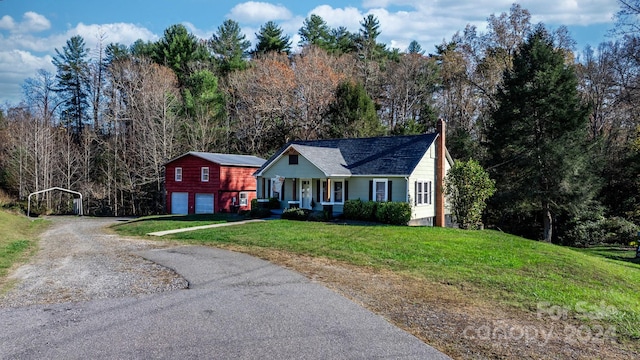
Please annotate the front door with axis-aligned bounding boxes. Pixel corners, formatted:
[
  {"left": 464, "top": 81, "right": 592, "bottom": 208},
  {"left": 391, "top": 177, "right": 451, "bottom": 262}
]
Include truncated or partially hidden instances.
[{"left": 300, "top": 179, "right": 312, "bottom": 210}]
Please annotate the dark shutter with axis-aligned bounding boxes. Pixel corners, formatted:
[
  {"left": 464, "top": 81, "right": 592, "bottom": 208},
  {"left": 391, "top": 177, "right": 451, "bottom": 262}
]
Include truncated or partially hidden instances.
[
  {"left": 369, "top": 180, "right": 373, "bottom": 201},
  {"left": 267, "top": 180, "right": 271, "bottom": 198},
  {"left": 316, "top": 180, "right": 320, "bottom": 202},
  {"left": 388, "top": 180, "right": 393, "bottom": 201},
  {"left": 281, "top": 181, "right": 285, "bottom": 200},
  {"left": 414, "top": 181, "right": 418, "bottom": 205},
  {"left": 261, "top": 178, "right": 266, "bottom": 198},
  {"left": 292, "top": 179, "right": 297, "bottom": 200},
  {"left": 345, "top": 180, "right": 349, "bottom": 200}
]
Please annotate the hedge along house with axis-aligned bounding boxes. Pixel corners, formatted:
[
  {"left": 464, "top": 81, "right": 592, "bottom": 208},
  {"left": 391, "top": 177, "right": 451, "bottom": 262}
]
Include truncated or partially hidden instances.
[
  {"left": 254, "top": 119, "right": 453, "bottom": 226},
  {"left": 164, "top": 152, "right": 266, "bottom": 214}
]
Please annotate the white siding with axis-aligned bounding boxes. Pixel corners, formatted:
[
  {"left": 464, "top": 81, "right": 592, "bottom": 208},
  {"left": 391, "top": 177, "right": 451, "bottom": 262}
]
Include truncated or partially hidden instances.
[
  {"left": 408, "top": 143, "right": 438, "bottom": 221},
  {"left": 261, "top": 155, "right": 325, "bottom": 180}
]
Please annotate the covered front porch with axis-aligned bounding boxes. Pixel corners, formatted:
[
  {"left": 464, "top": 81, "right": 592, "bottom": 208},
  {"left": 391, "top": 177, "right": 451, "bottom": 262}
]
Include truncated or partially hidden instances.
[{"left": 256, "top": 176, "right": 348, "bottom": 214}]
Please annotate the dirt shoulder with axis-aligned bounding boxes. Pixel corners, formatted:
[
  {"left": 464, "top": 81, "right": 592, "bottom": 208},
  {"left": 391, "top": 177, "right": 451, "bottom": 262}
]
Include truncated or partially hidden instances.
[
  {"left": 0, "top": 217, "right": 187, "bottom": 307},
  {"left": 221, "top": 245, "right": 640, "bottom": 360}
]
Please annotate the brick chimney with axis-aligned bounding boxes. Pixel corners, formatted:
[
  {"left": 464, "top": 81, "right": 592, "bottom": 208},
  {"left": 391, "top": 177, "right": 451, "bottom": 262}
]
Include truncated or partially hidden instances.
[{"left": 435, "top": 118, "right": 446, "bottom": 227}]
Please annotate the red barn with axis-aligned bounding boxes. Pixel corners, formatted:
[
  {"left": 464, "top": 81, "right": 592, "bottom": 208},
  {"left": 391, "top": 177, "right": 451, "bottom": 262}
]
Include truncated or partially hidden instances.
[{"left": 164, "top": 152, "right": 266, "bottom": 214}]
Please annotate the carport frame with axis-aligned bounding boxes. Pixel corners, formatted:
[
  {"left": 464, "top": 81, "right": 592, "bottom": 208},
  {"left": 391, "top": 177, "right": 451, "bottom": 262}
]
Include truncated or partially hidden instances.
[{"left": 27, "top": 187, "right": 83, "bottom": 217}]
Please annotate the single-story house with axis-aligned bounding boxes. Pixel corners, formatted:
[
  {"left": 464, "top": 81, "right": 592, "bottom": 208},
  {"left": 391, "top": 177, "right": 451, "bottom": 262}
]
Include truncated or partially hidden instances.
[
  {"left": 164, "top": 152, "right": 266, "bottom": 214},
  {"left": 253, "top": 119, "right": 453, "bottom": 226}
]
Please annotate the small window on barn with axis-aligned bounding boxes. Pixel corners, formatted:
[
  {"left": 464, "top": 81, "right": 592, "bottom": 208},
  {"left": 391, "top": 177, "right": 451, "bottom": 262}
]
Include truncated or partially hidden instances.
[
  {"left": 175, "top": 167, "right": 182, "bottom": 182},
  {"left": 289, "top": 154, "right": 299, "bottom": 165},
  {"left": 201, "top": 167, "right": 209, "bottom": 182},
  {"left": 239, "top": 192, "right": 248, "bottom": 206}
]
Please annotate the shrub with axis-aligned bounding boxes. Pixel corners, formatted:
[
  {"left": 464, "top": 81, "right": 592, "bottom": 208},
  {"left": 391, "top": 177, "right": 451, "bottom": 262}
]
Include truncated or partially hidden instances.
[
  {"left": 267, "top": 197, "right": 281, "bottom": 209},
  {"left": 250, "top": 200, "right": 272, "bottom": 218},
  {"left": 601, "top": 217, "right": 638, "bottom": 245},
  {"left": 308, "top": 210, "right": 331, "bottom": 222},
  {"left": 444, "top": 159, "right": 495, "bottom": 229},
  {"left": 343, "top": 199, "right": 409, "bottom": 225},
  {"left": 360, "top": 201, "right": 377, "bottom": 221},
  {"left": 281, "top": 208, "right": 309, "bottom": 221},
  {"left": 343, "top": 199, "right": 363, "bottom": 219},
  {"left": 375, "top": 201, "right": 411, "bottom": 225},
  {"left": 561, "top": 216, "right": 639, "bottom": 247},
  {"left": 250, "top": 197, "right": 280, "bottom": 217},
  {"left": 343, "top": 199, "right": 377, "bottom": 221}
]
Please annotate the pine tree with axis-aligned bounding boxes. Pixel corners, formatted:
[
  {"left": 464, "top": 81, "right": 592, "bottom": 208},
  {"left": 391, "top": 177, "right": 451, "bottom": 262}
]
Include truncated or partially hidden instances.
[
  {"left": 328, "top": 80, "right": 383, "bottom": 138},
  {"left": 209, "top": 19, "right": 251, "bottom": 75},
  {"left": 152, "top": 24, "right": 208, "bottom": 85},
  {"left": 486, "top": 26, "right": 592, "bottom": 242},
  {"left": 53, "top": 35, "right": 90, "bottom": 137},
  {"left": 253, "top": 21, "right": 291, "bottom": 55},
  {"left": 298, "top": 14, "right": 331, "bottom": 49}
]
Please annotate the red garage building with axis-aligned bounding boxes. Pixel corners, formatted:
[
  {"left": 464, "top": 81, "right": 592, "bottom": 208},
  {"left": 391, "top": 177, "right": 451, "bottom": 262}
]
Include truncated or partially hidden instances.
[{"left": 164, "top": 152, "right": 266, "bottom": 214}]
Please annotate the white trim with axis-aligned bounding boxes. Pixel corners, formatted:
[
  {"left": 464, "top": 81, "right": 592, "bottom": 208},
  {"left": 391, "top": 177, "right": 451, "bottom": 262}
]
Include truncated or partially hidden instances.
[
  {"left": 175, "top": 167, "right": 182, "bottom": 182},
  {"left": 415, "top": 180, "right": 432, "bottom": 206},
  {"left": 239, "top": 192, "right": 248, "bottom": 206},
  {"left": 299, "top": 178, "right": 313, "bottom": 210},
  {"left": 254, "top": 144, "right": 350, "bottom": 178},
  {"left": 201, "top": 167, "right": 209, "bottom": 182},
  {"left": 320, "top": 178, "right": 345, "bottom": 205},
  {"left": 373, "top": 178, "right": 388, "bottom": 202}
]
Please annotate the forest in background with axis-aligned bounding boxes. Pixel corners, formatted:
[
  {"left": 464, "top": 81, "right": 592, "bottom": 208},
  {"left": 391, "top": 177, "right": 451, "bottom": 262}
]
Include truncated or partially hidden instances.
[{"left": 2, "top": 2, "right": 640, "bottom": 245}]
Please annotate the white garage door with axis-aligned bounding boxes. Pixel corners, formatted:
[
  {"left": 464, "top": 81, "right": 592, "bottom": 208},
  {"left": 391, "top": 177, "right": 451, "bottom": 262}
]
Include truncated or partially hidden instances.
[
  {"left": 195, "top": 193, "right": 214, "bottom": 214},
  {"left": 171, "top": 192, "right": 188, "bottom": 214}
]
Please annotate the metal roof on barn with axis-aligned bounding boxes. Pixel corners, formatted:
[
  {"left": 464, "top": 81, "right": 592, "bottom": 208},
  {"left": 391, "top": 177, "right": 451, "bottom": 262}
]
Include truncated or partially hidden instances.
[
  {"left": 255, "top": 133, "right": 438, "bottom": 177},
  {"left": 166, "top": 152, "right": 266, "bottom": 167}
]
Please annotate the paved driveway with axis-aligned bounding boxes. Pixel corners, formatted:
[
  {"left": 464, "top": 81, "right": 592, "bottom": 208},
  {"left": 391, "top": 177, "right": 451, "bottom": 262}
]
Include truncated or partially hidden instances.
[{"left": 0, "top": 219, "right": 450, "bottom": 359}]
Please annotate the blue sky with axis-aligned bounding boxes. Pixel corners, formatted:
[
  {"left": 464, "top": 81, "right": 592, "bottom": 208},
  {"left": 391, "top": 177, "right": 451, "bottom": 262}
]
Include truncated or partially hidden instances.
[{"left": 0, "top": 0, "right": 620, "bottom": 105}]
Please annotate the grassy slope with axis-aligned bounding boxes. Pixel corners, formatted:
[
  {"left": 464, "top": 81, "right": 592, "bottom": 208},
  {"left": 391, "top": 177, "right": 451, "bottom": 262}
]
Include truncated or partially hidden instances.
[
  {"left": 0, "top": 210, "right": 49, "bottom": 280},
  {"left": 116, "top": 213, "right": 246, "bottom": 234},
  {"left": 113, "top": 218, "right": 640, "bottom": 339}
]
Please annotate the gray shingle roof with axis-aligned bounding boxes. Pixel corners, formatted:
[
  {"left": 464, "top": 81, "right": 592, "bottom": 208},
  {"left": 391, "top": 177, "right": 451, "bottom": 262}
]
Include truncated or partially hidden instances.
[
  {"left": 256, "top": 133, "right": 438, "bottom": 176},
  {"left": 166, "top": 152, "right": 266, "bottom": 167}
]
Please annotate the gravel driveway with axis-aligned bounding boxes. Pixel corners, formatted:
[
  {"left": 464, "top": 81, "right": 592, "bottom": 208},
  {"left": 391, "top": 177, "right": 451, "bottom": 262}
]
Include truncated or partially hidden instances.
[
  {"left": 0, "top": 216, "right": 187, "bottom": 308},
  {"left": 0, "top": 216, "right": 450, "bottom": 359}
]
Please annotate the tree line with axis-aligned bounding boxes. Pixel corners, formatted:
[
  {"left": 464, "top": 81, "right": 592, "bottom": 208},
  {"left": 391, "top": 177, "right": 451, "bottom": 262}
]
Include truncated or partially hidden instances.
[{"left": 2, "top": 2, "right": 640, "bottom": 245}]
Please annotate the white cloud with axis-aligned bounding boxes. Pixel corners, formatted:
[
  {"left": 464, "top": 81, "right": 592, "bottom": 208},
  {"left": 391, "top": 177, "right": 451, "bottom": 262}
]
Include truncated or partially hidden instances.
[
  {"left": 317, "top": 0, "right": 617, "bottom": 53},
  {"left": 0, "top": 12, "right": 51, "bottom": 33},
  {"left": 308, "top": 5, "right": 363, "bottom": 31},
  {"left": 0, "top": 50, "right": 55, "bottom": 104},
  {"left": 72, "top": 22, "right": 157, "bottom": 50},
  {"left": 0, "top": 15, "right": 16, "bottom": 31},
  {"left": 229, "top": 1, "right": 293, "bottom": 24},
  {"left": 19, "top": 12, "right": 51, "bottom": 33},
  {"left": 0, "top": 21, "right": 156, "bottom": 104},
  {"left": 182, "top": 22, "right": 214, "bottom": 40},
  {"left": 524, "top": 0, "right": 617, "bottom": 25}
]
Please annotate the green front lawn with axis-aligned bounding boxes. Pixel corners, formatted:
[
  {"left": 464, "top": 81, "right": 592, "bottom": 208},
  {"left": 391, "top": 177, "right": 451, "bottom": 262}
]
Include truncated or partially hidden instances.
[
  {"left": 113, "top": 218, "right": 640, "bottom": 339},
  {"left": 115, "top": 213, "right": 248, "bottom": 235}
]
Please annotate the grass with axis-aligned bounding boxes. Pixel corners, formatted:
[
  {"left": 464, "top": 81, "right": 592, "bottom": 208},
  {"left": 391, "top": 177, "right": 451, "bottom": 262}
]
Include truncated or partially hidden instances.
[
  {"left": 0, "top": 210, "right": 49, "bottom": 283},
  {"left": 114, "top": 213, "right": 248, "bottom": 235},
  {"left": 113, "top": 217, "right": 640, "bottom": 340}
]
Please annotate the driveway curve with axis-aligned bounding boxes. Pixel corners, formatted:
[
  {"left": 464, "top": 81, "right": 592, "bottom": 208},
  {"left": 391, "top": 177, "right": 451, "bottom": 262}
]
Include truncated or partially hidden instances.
[{"left": 0, "top": 217, "right": 449, "bottom": 359}]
